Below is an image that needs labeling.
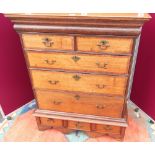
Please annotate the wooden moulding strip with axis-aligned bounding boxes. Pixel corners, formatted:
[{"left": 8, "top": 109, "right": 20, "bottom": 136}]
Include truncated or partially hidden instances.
[
  {"left": 14, "top": 24, "right": 141, "bottom": 36},
  {"left": 33, "top": 109, "right": 128, "bottom": 127}
]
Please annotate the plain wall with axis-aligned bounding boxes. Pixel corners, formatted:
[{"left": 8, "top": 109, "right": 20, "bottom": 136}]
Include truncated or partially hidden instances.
[
  {"left": 0, "top": 14, "right": 34, "bottom": 114},
  {"left": 131, "top": 13, "right": 155, "bottom": 120}
]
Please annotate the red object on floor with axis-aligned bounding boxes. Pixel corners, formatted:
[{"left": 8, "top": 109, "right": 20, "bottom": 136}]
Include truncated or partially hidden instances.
[{"left": 3, "top": 110, "right": 150, "bottom": 142}]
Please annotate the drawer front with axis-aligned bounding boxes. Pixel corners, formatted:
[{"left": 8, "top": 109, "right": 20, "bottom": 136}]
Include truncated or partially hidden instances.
[
  {"left": 27, "top": 51, "right": 131, "bottom": 74},
  {"left": 22, "top": 34, "right": 74, "bottom": 51},
  {"left": 31, "top": 70, "right": 128, "bottom": 96},
  {"left": 95, "top": 124, "right": 121, "bottom": 134},
  {"left": 77, "top": 36, "right": 133, "bottom": 54},
  {"left": 68, "top": 121, "right": 91, "bottom": 131},
  {"left": 36, "top": 90, "right": 124, "bottom": 118},
  {"left": 40, "top": 117, "right": 62, "bottom": 127}
]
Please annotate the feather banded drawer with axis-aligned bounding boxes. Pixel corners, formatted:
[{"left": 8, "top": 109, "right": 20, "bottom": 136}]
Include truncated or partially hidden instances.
[{"left": 6, "top": 13, "right": 150, "bottom": 140}]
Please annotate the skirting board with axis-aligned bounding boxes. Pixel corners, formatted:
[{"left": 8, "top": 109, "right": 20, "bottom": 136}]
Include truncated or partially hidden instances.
[
  {"left": 128, "top": 100, "right": 155, "bottom": 122},
  {"left": 4, "top": 99, "right": 36, "bottom": 118}
]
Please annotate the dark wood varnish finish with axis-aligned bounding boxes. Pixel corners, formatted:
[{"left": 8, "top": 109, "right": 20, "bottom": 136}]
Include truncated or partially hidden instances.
[{"left": 6, "top": 13, "right": 150, "bottom": 141}]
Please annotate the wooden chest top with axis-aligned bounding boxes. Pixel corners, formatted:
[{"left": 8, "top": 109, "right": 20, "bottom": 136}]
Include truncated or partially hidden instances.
[{"left": 5, "top": 13, "right": 150, "bottom": 36}]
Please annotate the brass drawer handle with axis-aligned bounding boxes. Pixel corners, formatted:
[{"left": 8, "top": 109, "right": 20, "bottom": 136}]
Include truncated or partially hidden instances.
[
  {"left": 96, "top": 84, "right": 106, "bottom": 89},
  {"left": 42, "top": 38, "right": 54, "bottom": 47},
  {"left": 96, "top": 62, "right": 108, "bottom": 69},
  {"left": 53, "top": 101, "right": 62, "bottom": 105},
  {"left": 75, "top": 122, "right": 83, "bottom": 129},
  {"left": 72, "top": 56, "right": 80, "bottom": 62},
  {"left": 48, "top": 80, "right": 59, "bottom": 85},
  {"left": 103, "top": 125, "right": 113, "bottom": 130},
  {"left": 47, "top": 118, "right": 55, "bottom": 122},
  {"left": 97, "top": 40, "right": 110, "bottom": 50},
  {"left": 73, "top": 75, "right": 81, "bottom": 81},
  {"left": 74, "top": 94, "right": 80, "bottom": 100},
  {"left": 96, "top": 104, "right": 105, "bottom": 109},
  {"left": 44, "top": 59, "right": 56, "bottom": 65}
]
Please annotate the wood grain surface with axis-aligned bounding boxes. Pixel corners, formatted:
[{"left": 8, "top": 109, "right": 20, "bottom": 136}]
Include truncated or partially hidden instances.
[
  {"left": 77, "top": 36, "right": 133, "bottom": 54},
  {"left": 22, "top": 34, "right": 74, "bottom": 51},
  {"left": 36, "top": 90, "right": 124, "bottom": 118},
  {"left": 27, "top": 51, "right": 131, "bottom": 74},
  {"left": 31, "top": 70, "right": 128, "bottom": 96}
]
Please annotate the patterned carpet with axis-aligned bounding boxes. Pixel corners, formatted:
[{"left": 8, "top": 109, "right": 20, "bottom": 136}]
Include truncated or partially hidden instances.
[{"left": 0, "top": 100, "right": 155, "bottom": 142}]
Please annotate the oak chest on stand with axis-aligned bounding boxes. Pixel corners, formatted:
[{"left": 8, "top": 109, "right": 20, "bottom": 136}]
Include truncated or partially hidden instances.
[{"left": 6, "top": 13, "right": 150, "bottom": 140}]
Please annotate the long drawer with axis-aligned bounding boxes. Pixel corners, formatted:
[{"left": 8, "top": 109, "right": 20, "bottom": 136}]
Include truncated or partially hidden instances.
[
  {"left": 22, "top": 34, "right": 74, "bottom": 51},
  {"left": 77, "top": 36, "right": 133, "bottom": 54},
  {"left": 27, "top": 51, "right": 131, "bottom": 74},
  {"left": 31, "top": 70, "right": 128, "bottom": 96},
  {"left": 36, "top": 90, "right": 124, "bottom": 118}
]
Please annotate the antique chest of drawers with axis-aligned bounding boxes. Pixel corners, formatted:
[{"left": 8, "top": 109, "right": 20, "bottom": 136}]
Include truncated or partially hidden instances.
[{"left": 6, "top": 13, "right": 150, "bottom": 140}]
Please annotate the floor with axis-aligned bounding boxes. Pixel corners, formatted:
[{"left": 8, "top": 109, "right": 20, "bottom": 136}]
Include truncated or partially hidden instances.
[{"left": 0, "top": 100, "right": 155, "bottom": 142}]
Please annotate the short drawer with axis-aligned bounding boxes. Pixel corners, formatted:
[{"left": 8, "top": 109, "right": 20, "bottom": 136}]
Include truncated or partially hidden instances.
[
  {"left": 68, "top": 121, "right": 91, "bottom": 131},
  {"left": 40, "top": 117, "right": 62, "bottom": 127},
  {"left": 27, "top": 51, "right": 131, "bottom": 74},
  {"left": 36, "top": 90, "right": 124, "bottom": 118},
  {"left": 22, "top": 34, "right": 74, "bottom": 51},
  {"left": 77, "top": 36, "right": 133, "bottom": 54},
  {"left": 95, "top": 124, "right": 121, "bottom": 134},
  {"left": 31, "top": 70, "right": 128, "bottom": 96}
]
